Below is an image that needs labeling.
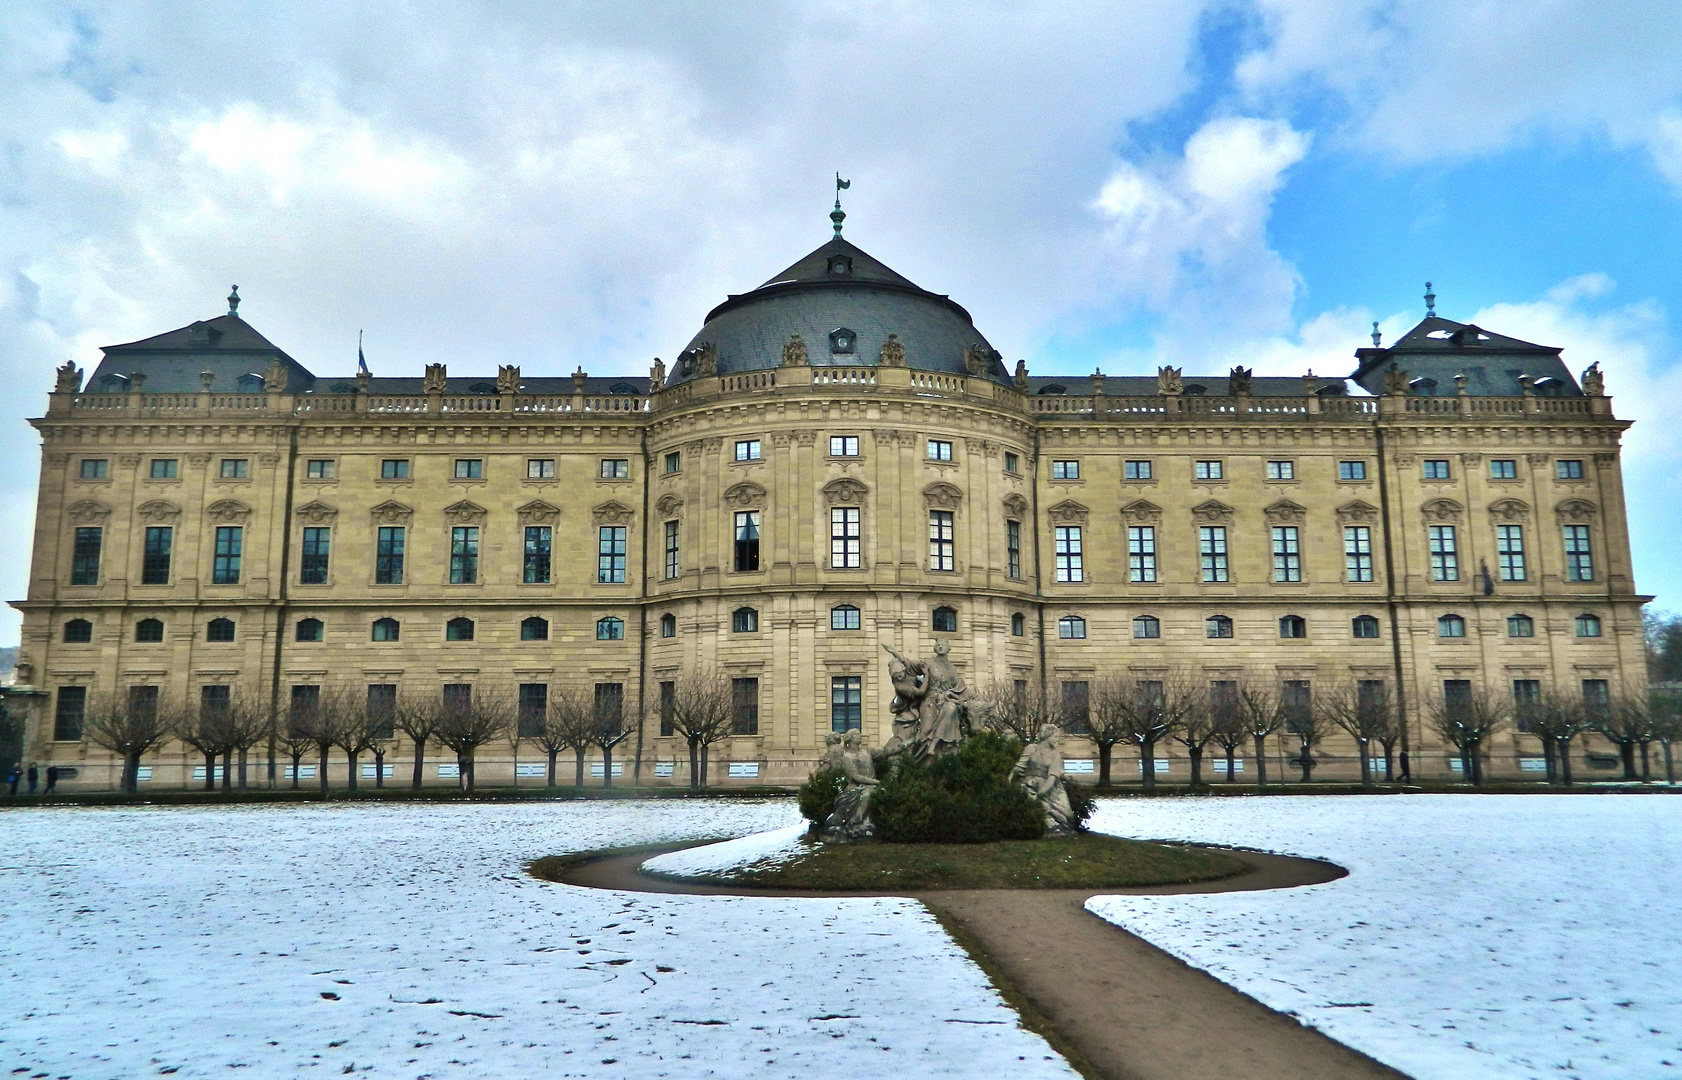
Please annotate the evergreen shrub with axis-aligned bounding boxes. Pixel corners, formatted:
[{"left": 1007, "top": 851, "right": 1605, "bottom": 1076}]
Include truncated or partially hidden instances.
[
  {"left": 797, "top": 765, "right": 846, "bottom": 828},
  {"left": 872, "top": 731, "right": 1045, "bottom": 843}
]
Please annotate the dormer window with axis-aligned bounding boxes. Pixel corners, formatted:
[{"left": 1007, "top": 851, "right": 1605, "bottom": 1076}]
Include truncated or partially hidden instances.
[
  {"left": 1038, "top": 384, "right": 1067, "bottom": 396},
  {"left": 468, "top": 381, "right": 494, "bottom": 395},
  {"left": 1409, "top": 377, "right": 1438, "bottom": 396},
  {"left": 1183, "top": 384, "right": 1206, "bottom": 395},
  {"left": 330, "top": 383, "right": 356, "bottom": 394},
  {"left": 237, "top": 373, "right": 266, "bottom": 393},
  {"left": 1315, "top": 382, "right": 1347, "bottom": 396},
  {"left": 98, "top": 373, "right": 130, "bottom": 393},
  {"left": 827, "top": 255, "right": 853, "bottom": 276},
  {"left": 828, "top": 327, "right": 857, "bottom": 355},
  {"left": 609, "top": 382, "right": 637, "bottom": 395},
  {"left": 1533, "top": 377, "right": 1564, "bottom": 397}
]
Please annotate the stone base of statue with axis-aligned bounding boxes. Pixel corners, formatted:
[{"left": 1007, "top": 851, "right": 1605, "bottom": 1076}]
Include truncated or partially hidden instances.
[{"left": 822, "top": 784, "right": 875, "bottom": 841}]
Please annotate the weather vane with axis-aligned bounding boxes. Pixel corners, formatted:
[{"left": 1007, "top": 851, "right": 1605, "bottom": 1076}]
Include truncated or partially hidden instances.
[{"left": 832, "top": 173, "right": 850, "bottom": 237}]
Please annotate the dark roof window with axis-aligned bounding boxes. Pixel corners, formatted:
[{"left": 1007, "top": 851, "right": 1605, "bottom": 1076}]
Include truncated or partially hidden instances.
[
  {"left": 98, "top": 373, "right": 130, "bottom": 393},
  {"left": 829, "top": 327, "right": 857, "bottom": 355},
  {"left": 1183, "top": 384, "right": 1206, "bottom": 395},
  {"left": 237, "top": 373, "right": 266, "bottom": 393},
  {"left": 1038, "top": 384, "right": 1067, "bottom": 395},
  {"left": 826, "top": 254, "right": 853, "bottom": 276},
  {"left": 1410, "top": 377, "right": 1438, "bottom": 396},
  {"left": 330, "top": 382, "right": 356, "bottom": 394},
  {"left": 609, "top": 382, "right": 638, "bottom": 395},
  {"left": 468, "top": 381, "right": 495, "bottom": 395}
]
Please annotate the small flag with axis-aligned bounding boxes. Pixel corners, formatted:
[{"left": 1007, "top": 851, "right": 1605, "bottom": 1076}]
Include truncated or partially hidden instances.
[
  {"left": 358, "top": 330, "right": 369, "bottom": 375},
  {"left": 836, "top": 174, "right": 850, "bottom": 192}
]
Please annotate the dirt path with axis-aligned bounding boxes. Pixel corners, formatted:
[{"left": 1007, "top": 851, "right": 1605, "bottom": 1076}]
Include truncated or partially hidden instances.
[{"left": 541, "top": 845, "right": 1411, "bottom": 1080}]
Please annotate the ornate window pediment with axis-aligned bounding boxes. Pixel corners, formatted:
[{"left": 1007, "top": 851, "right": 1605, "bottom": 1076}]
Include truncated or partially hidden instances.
[
  {"left": 924, "top": 482, "right": 964, "bottom": 510},
  {"left": 822, "top": 478, "right": 869, "bottom": 506},
  {"left": 443, "top": 499, "right": 487, "bottom": 525},
  {"left": 654, "top": 494, "right": 684, "bottom": 516},
  {"left": 1264, "top": 498, "right": 1307, "bottom": 525},
  {"left": 1420, "top": 498, "right": 1463, "bottom": 522},
  {"left": 293, "top": 500, "right": 337, "bottom": 524},
  {"left": 66, "top": 499, "right": 112, "bottom": 524},
  {"left": 370, "top": 499, "right": 413, "bottom": 525},
  {"left": 1336, "top": 499, "right": 1380, "bottom": 524},
  {"left": 1047, "top": 499, "right": 1089, "bottom": 524},
  {"left": 136, "top": 499, "right": 182, "bottom": 524},
  {"left": 1120, "top": 499, "right": 1162, "bottom": 523},
  {"left": 722, "top": 482, "right": 767, "bottom": 509},
  {"left": 518, "top": 499, "right": 560, "bottom": 526},
  {"left": 1487, "top": 498, "right": 1530, "bottom": 523},
  {"left": 1191, "top": 499, "right": 1233, "bottom": 523},
  {"left": 1002, "top": 493, "right": 1030, "bottom": 518},
  {"left": 1555, "top": 498, "right": 1597, "bottom": 523},
  {"left": 593, "top": 500, "right": 635, "bottom": 525},
  {"left": 205, "top": 499, "right": 252, "bottom": 524}
]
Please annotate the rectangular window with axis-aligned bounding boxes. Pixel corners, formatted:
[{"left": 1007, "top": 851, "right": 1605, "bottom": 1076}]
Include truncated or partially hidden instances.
[
  {"left": 129, "top": 685, "right": 160, "bottom": 724},
  {"left": 141, "top": 526, "right": 172, "bottom": 585},
  {"left": 149, "top": 459, "right": 177, "bottom": 479},
  {"left": 1060, "top": 681, "right": 1090, "bottom": 734},
  {"left": 1423, "top": 459, "right": 1451, "bottom": 480},
  {"left": 1051, "top": 460, "right": 1080, "bottom": 480},
  {"left": 1129, "top": 526, "right": 1157, "bottom": 582},
  {"left": 735, "top": 439, "right": 761, "bottom": 462},
  {"left": 527, "top": 458, "right": 556, "bottom": 479},
  {"left": 1267, "top": 460, "right": 1295, "bottom": 481},
  {"left": 203, "top": 684, "right": 233, "bottom": 722},
  {"left": 1272, "top": 526, "right": 1302, "bottom": 582},
  {"left": 306, "top": 459, "right": 334, "bottom": 480},
  {"left": 831, "top": 676, "right": 862, "bottom": 733},
  {"left": 300, "top": 527, "right": 330, "bottom": 584},
  {"left": 1338, "top": 461, "right": 1367, "bottom": 481},
  {"left": 453, "top": 458, "right": 483, "bottom": 480},
  {"left": 375, "top": 527, "right": 405, "bottom": 584},
  {"left": 524, "top": 526, "right": 552, "bottom": 584},
  {"left": 663, "top": 451, "right": 680, "bottom": 474},
  {"left": 212, "top": 526, "right": 242, "bottom": 584},
  {"left": 517, "top": 683, "right": 548, "bottom": 738},
  {"left": 1564, "top": 525, "right": 1594, "bottom": 581},
  {"left": 450, "top": 526, "right": 479, "bottom": 584},
  {"left": 1199, "top": 526, "right": 1229, "bottom": 582},
  {"left": 598, "top": 526, "right": 628, "bottom": 583},
  {"left": 380, "top": 459, "right": 409, "bottom": 480},
  {"left": 1004, "top": 451, "right": 1020, "bottom": 473},
  {"left": 659, "top": 680, "right": 676, "bottom": 736},
  {"left": 219, "top": 458, "right": 248, "bottom": 479},
  {"left": 1195, "top": 460, "right": 1223, "bottom": 481},
  {"left": 54, "top": 685, "right": 86, "bottom": 741},
  {"left": 70, "top": 526, "right": 102, "bottom": 585},
  {"left": 1428, "top": 525, "right": 1459, "bottom": 581},
  {"left": 1556, "top": 459, "right": 1584, "bottom": 480},
  {"left": 1512, "top": 679, "right": 1542, "bottom": 732},
  {"left": 830, "top": 435, "right": 860, "bottom": 457},
  {"left": 1490, "top": 459, "right": 1517, "bottom": 480},
  {"left": 663, "top": 520, "right": 680, "bottom": 579},
  {"left": 734, "top": 511, "right": 760, "bottom": 572},
  {"left": 362, "top": 684, "right": 396, "bottom": 740},
  {"left": 79, "top": 459, "right": 108, "bottom": 479},
  {"left": 1054, "top": 526, "right": 1083, "bottom": 583},
  {"left": 594, "top": 683, "right": 624, "bottom": 728},
  {"left": 929, "top": 511, "right": 955, "bottom": 571},
  {"left": 1006, "top": 520, "right": 1022, "bottom": 579},
  {"left": 831, "top": 507, "right": 861, "bottom": 568},
  {"left": 1582, "top": 679, "right": 1610, "bottom": 711},
  {"left": 442, "top": 683, "right": 472, "bottom": 715},
  {"left": 599, "top": 458, "right": 629, "bottom": 479},
  {"left": 1126, "top": 460, "right": 1153, "bottom": 481},
  {"left": 731, "top": 677, "right": 759, "bottom": 736},
  {"left": 1496, "top": 525, "right": 1526, "bottom": 582},
  {"left": 1283, "top": 681, "right": 1312, "bottom": 735},
  {"left": 927, "top": 439, "right": 952, "bottom": 461},
  {"left": 1344, "top": 526, "right": 1373, "bottom": 582}
]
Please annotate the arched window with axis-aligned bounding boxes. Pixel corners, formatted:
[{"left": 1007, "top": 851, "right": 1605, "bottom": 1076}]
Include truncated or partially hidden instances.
[
  {"left": 1278, "top": 615, "right": 1307, "bottom": 639},
  {"left": 1205, "top": 615, "right": 1233, "bottom": 639},
  {"left": 520, "top": 616, "right": 548, "bottom": 641},
  {"left": 371, "top": 618, "right": 400, "bottom": 642},
  {"left": 1352, "top": 615, "right": 1380, "bottom": 639},
  {"left": 295, "top": 617, "right": 324, "bottom": 642},
  {"left": 732, "top": 607, "right": 759, "bottom": 633},
  {"left": 609, "top": 382, "right": 638, "bottom": 395},
  {"left": 1182, "top": 384, "right": 1206, "bottom": 396},
  {"left": 830, "top": 604, "right": 861, "bottom": 631},
  {"left": 659, "top": 612, "right": 676, "bottom": 638},
  {"left": 135, "top": 618, "right": 164, "bottom": 643},
  {"left": 1038, "top": 384, "right": 1067, "bottom": 395},
  {"left": 596, "top": 616, "right": 624, "bottom": 641},
  {"left": 1574, "top": 613, "right": 1602, "bottom": 638},
  {"left": 446, "top": 616, "right": 475, "bottom": 641},
  {"left": 932, "top": 606, "right": 958, "bottom": 633},
  {"left": 1010, "top": 612, "right": 1025, "bottom": 636},
  {"left": 468, "top": 381, "right": 495, "bottom": 395},
  {"left": 206, "top": 617, "right": 236, "bottom": 642},
  {"left": 1507, "top": 614, "right": 1534, "bottom": 638},
  {"left": 1438, "top": 614, "right": 1466, "bottom": 638},
  {"left": 1132, "top": 615, "right": 1160, "bottom": 639},
  {"left": 62, "top": 618, "right": 92, "bottom": 643},
  {"left": 1058, "top": 615, "right": 1087, "bottom": 639}
]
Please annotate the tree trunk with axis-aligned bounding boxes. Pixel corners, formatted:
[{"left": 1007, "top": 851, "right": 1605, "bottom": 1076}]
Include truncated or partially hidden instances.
[
  {"left": 459, "top": 750, "right": 473, "bottom": 792},
  {"left": 1560, "top": 738, "right": 1575, "bottom": 786},
  {"left": 1469, "top": 741, "right": 1484, "bottom": 785},
  {"left": 374, "top": 749, "right": 385, "bottom": 789},
  {"left": 601, "top": 746, "right": 614, "bottom": 789},
  {"left": 1663, "top": 741, "right": 1675, "bottom": 784},
  {"left": 547, "top": 749, "right": 558, "bottom": 787},
  {"left": 1188, "top": 746, "right": 1204, "bottom": 785},
  {"left": 237, "top": 747, "right": 249, "bottom": 790},
  {"left": 1225, "top": 745, "right": 1238, "bottom": 783},
  {"left": 221, "top": 749, "right": 233, "bottom": 791},
  {"left": 318, "top": 747, "right": 330, "bottom": 792},
  {"left": 700, "top": 743, "right": 711, "bottom": 788},
  {"left": 289, "top": 752, "right": 302, "bottom": 790},
  {"left": 1620, "top": 742, "right": 1638, "bottom": 780},
  {"left": 1298, "top": 740, "right": 1313, "bottom": 782},
  {"left": 1381, "top": 744, "right": 1395, "bottom": 782},
  {"left": 1459, "top": 745, "right": 1472, "bottom": 783},
  {"left": 1639, "top": 741, "right": 1651, "bottom": 782},
  {"left": 1357, "top": 739, "right": 1372, "bottom": 786},
  {"left": 1252, "top": 735, "right": 1268, "bottom": 788},
  {"left": 203, "top": 751, "right": 216, "bottom": 791},
  {"left": 688, "top": 738, "right": 700, "bottom": 790},
  {"left": 122, "top": 752, "right": 141, "bottom": 794},
  {"left": 411, "top": 737, "right": 426, "bottom": 789},
  {"left": 1541, "top": 734, "right": 1558, "bottom": 783},
  {"left": 346, "top": 750, "right": 359, "bottom": 791},
  {"left": 1139, "top": 737, "right": 1157, "bottom": 791},
  {"left": 1097, "top": 743, "right": 1113, "bottom": 788},
  {"left": 574, "top": 747, "right": 587, "bottom": 788}
]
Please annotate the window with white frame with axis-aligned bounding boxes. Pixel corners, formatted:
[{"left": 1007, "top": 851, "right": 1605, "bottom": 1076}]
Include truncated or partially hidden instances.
[
  {"left": 1199, "top": 526, "right": 1228, "bottom": 582},
  {"left": 454, "top": 458, "right": 483, "bottom": 479},
  {"left": 599, "top": 458, "right": 629, "bottom": 479},
  {"left": 830, "top": 435, "right": 860, "bottom": 457},
  {"left": 1272, "top": 526, "right": 1301, "bottom": 582},
  {"left": 1195, "top": 460, "right": 1223, "bottom": 481},
  {"left": 1266, "top": 460, "right": 1295, "bottom": 481},
  {"left": 527, "top": 458, "right": 556, "bottom": 479},
  {"left": 831, "top": 507, "right": 861, "bottom": 568},
  {"left": 929, "top": 511, "right": 955, "bottom": 571},
  {"left": 1344, "top": 526, "right": 1373, "bottom": 582},
  {"left": 1054, "top": 526, "right": 1083, "bottom": 582}
]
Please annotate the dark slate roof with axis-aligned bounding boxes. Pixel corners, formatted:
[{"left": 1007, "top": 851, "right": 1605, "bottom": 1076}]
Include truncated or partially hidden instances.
[
  {"left": 89, "top": 313, "right": 317, "bottom": 394},
  {"left": 1024, "top": 375, "right": 1350, "bottom": 397},
  {"left": 1350, "top": 315, "right": 1580, "bottom": 397},
  {"left": 669, "top": 235, "right": 1010, "bottom": 387}
]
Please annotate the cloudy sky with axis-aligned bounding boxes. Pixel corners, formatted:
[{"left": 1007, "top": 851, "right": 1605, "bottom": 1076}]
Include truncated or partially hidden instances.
[{"left": 4, "top": 0, "right": 1681, "bottom": 640}]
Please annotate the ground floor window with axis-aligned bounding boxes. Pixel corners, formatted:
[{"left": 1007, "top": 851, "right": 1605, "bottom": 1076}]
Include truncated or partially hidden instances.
[{"left": 831, "top": 676, "right": 862, "bottom": 733}]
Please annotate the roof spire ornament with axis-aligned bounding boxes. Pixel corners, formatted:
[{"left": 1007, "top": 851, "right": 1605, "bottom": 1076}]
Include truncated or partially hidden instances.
[
  {"left": 831, "top": 173, "right": 850, "bottom": 236},
  {"left": 1424, "top": 281, "right": 1436, "bottom": 317},
  {"left": 227, "top": 285, "right": 241, "bottom": 317},
  {"left": 1372, "top": 321, "right": 1382, "bottom": 347}
]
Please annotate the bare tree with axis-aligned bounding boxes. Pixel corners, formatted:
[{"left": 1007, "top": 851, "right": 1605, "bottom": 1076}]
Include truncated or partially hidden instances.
[
  {"left": 1236, "top": 676, "right": 1286, "bottom": 788},
  {"left": 334, "top": 688, "right": 390, "bottom": 791},
  {"left": 221, "top": 686, "right": 273, "bottom": 791},
  {"left": 1650, "top": 689, "right": 1681, "bottom": 784},
  {"left": 432, "top": 686, "right": 513, "bottom": 792},
  {"left": 1284, "top": 690, "right": 1328, "bottom": 783},
  {"left": 1092, "top": 673, "right": 1197, "bottom": 791},
  {"left": 394, "top": 691, "right": 438, "bottom": 790},
  {"left": 1207, "top": 681, "right": 1248, "bottom": 784},
  {"left": 173, "top": 689, "right": 238, "bottom": 791},
  {"left": 1318, "top": 681, "right": 1398, "bottom": 786},
  {"left": 276, "top": 709, "right": 316, "bottom": 790},
  {"left": 83, "top": 688, "right": 173, "bottom": 794},
  {"left": 1171, "top": 685, "right": 1218, "bottom": 786},
  {"left": 1525, "top": 691, "right": 1593, "bottom": 785},
  {"left": 666, "top": 669, "right": 736, "bottom": 789},
  {"left": 1596, "top": 693, "right": 1653, "bottom": 781},
  {"left": 1423, "top": 684, "right": 1506, "bottom": 785},
  {"left": 1082, "top": 676, "right": 1132, "bottom": 788},
  {"left": 526, "top": 685, "right": 593, "bottom": 787},
  {"left": 974, "top": 677, "right": 1048, "bottom": 745},
  {"left": 592, "top": 688, "right": 636, "bottom": 789}
]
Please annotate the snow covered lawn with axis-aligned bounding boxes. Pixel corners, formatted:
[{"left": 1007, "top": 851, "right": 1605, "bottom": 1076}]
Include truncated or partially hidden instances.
[
  {"left": 1087, "top": 793, "right": 1682, "bottom": 1080},
  {"left": 0, "top": 800, "right": 1076, "bottom": 1079}
]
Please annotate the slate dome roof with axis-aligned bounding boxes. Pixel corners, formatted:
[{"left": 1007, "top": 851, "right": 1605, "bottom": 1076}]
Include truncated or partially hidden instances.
[{"left": 668, "top": 235, "right": 1009, "bottom": 386}]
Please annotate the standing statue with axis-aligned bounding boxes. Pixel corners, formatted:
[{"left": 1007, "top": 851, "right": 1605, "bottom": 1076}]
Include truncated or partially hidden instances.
[
  {"left": 823, "top": 731, "right": 880, "bottom": 840},
  {"left": 881, "top": 642, "right": 969, "bottom": 761},
  {"left": 649, "top": 357, "right": 666, "bottom": 393},
  {"left": 1012, "top": 724, "right": 1076, "bottom": 835}
]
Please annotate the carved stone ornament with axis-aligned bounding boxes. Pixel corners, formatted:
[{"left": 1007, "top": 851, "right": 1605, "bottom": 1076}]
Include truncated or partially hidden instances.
[
  {"left": 1190, "top": 499, "right": 1233, "bottom": 523},
  {"left": 592, "top": 500, "right": 636, "bottom": 525},
  {"left": 1264, "top": 498, "right": 1307, "bottom": 524},
  {"left": 1420, "top": 498, "right": 1464, "bottom": 523},
  {"left": 1485, "top": 498, "right": 1529, "bottom": 524},
  {"left": 293, "top": 500, "right": 338, "bottom": 524},
  {"left": 722, "top": 481, "right": 767, "bottom": 509},
  {"left": 1336, "top": 499, "right": 1380, "bottom": 525},
  {"left": 653, "top": 494, "right": 683, "bottom": 516},
  {"left": 47, "top": 452, "right": 69, "bottom": 469},
  {"left": 699, "top": 436, "right": 723, "bottom": 452},
  {"left": 964, "top": 437, "right": 999, "bottom": 457},
  {"left": 1395, "top": 454, "right": 1417, "bottom": 469},
  {"left": 518, "top": 499, "right": 560, "bottom": 526},
  {"left": 257, "top": 452, "right": 281, "bottom": 467},
  {"left": 1458, "top": 453, "right": 1483, "bottom": 468},
  {"left": 694, "top": 341, "right": 718, "bottom": 378},
  {"left": 1014, "top": 359, "right": 1029, "bottom": 392},
  {"left": 781, "top": 333, "right": 808, "bottom": 368},
  {"left": 872, "top": 428, "right": 909, "bottom": 446},
  {"left": 187, "top": 453, "right": 211, "bottom": 468},
  {"left": 1229, "top": 366, "right": 1253, "bottom": 396},
  {"left": 443, "top": 499, "right": 488, "bottom": 525},
  {"left": 423, "top": 363, "right": 448, "bottom": 393},
  {"left": 55, "top": 361, "right": 83, "bottom": 394},
  {"left": 136, "top": 499, "right": 182, "bottom": 524},
  {"left": 964, "top": 343, "right": 993, "bottom": 377},
  {"left": 1555, "top": 498, "right": 1597, "bottom": 524},
  {"left": 1157, "top": 365, "right": 1183, "bottom": 396},
  {"left": 118, "top": 453, "right": 142, "bottom": 468},
  {"left": 370, "top": 499, "right": 414, "bottom": 525},
  {"left": 265, "top": 358, "right": 288, "bottom": 391},
  {"left": 1046, "top": 499, "right": 1089, "bottom": 525},
  {"left": 1581, "top": 362, "right": 1605, "bottom": 397},
  {"left": 1120, "top": 498, "right": 1162, "bottom": 523},
  {"left": 1526, "top": 453, "right": 1552, "bottom": 467},
  {"left": 823, "top": 477, "right": 869, "bottom": 506},
  {"left": 792, "top": 429, "right": 818, "bottom": 447},
  {"left": 770, "top": 432, "right": 793, "bottom": 448},
  {"left": 65, "top": 498, "right": 112, "bottom": 524},
  {"left": 1002, "top": 493, "right": 1030, "bottom": 518},
  {"left": 497, "top": 364, "right": 521, "bottom": 394},
  {"left": 1091, "top": 371, "right": 1106, "bottom": 396},
  {"left": 1593, "top": 452, "right": 1618, "bottom": 466},
  {"left": 1383, "top": 364, "right": 1409, "bottom": 396},
  {"left": 879, "top": 334, "right": 906, "bottom": 367},
  {"left": 205, "top": 498, "right": 252, "bottom": 524},
  {"left": 924, "top": 482, "right": 964, "bottom": 510}
]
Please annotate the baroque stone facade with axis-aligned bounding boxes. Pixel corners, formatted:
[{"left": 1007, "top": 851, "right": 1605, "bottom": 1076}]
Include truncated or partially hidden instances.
[{"left": 2, "top": 234, "right": 1649, "bottom": 789}]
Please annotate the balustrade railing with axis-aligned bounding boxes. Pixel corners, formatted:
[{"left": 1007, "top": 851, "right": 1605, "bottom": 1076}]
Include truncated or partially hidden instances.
[{"left": 812, "top": 367, "right": 876, "bottom": 387}]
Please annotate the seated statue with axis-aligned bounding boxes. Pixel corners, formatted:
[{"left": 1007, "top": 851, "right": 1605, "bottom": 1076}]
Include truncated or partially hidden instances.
[
  {"left": 1011, "top": 724, "right": 1077, "bottom": 835},
  {"left": 823, "top": 731, "right": 880, "bottom": 840}
]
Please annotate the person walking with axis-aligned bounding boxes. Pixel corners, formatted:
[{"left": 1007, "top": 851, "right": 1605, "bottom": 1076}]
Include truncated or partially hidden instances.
[
  {"left": 43, "top": 765, "right": 58, "bottom": 795},
  {"left": 1398, "top": 749, "right": 1412, "bottom": 783},
  {"left": 6, "top": 763, "right": 20, "bottom": 795},
  {"left": 26, "top": 762, "right": 38, "bottom": 795}
]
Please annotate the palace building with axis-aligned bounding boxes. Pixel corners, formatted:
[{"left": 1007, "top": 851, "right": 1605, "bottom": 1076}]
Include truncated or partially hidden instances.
[{"left": 1, "top": 218, "right": 1649, "bottom": 789}]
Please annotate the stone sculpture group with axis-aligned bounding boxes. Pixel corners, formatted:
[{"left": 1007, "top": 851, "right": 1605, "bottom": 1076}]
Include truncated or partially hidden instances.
[{"left": 817, "top": 642, "right": 1077, "bottom": 840}]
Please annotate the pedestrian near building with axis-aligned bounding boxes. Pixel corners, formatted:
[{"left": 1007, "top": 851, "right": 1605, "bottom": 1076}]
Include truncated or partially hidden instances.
[
  {"left": 43, "top": 765, "right": 58, "bottom": 795},
  {"left": 1399, "top": 750, "right": 1412, "bottom": 783},
  {"left": 6, "top": 763, "right": 19, "bottom": 795},
  {"left": 26, "top": 762, "right": 38, "bottom": 795}
]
